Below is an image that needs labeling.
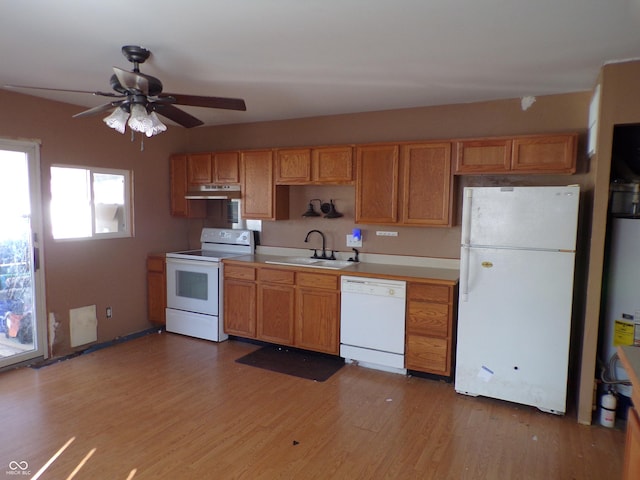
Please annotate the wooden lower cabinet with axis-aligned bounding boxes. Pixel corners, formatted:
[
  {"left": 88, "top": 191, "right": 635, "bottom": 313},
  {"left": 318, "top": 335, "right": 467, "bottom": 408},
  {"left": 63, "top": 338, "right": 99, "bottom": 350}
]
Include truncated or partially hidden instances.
[
  {"left": 223, "top": 261, "right": 458, "bottom": 373},
  {"left": 405, "top": 282, "right": 457, "bottom": 376},
  {"left": 223, "top": 265, "right": 257, "bottom": 337},
  {"left": 257, "top": 268, "right": 295, "bottom": 345},
  {"left": 295, "top": 287, "right": 339, "bottom": 355},
  {"left": 295, "top": 271, "right": 340, "bottom": 354},
  {"left": 223, "top": 263, "right": 340, "bottom": 354},
  {"left": 147, "top": 254, "right": 166, "bottom": 325}
]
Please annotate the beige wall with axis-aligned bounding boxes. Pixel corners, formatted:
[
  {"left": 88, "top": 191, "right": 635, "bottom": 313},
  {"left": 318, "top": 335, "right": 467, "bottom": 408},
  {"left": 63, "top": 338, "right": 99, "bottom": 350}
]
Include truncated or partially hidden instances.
[{"left": 1, "top": 90, "right": 190, "bottom": 356}]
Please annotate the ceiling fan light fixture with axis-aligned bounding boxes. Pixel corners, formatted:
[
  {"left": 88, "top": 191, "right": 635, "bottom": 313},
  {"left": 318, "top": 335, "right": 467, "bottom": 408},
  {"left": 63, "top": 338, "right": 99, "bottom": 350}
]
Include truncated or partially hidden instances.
[
  {"left": 145, "top": 111, "right": 167, "bottom": 137},
  {"left": 103, "top": 107, "right": 129, "bottom": 134},
  {"left": 127, "top": 103, "right": 152, "bottom": 134}
]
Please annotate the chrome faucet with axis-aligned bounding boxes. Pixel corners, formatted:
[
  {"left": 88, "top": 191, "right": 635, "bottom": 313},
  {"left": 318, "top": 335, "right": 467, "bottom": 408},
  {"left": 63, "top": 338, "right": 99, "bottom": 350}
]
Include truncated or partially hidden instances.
[{"left": 304, "top": 229, "right": 332, "bottom": 259}]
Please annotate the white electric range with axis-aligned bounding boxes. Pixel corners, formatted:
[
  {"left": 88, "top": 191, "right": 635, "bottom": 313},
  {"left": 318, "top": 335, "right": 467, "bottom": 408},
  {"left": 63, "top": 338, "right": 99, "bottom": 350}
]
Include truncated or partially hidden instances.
[{"left": 165, "top": 228, "right": 255, "bottom": 341}]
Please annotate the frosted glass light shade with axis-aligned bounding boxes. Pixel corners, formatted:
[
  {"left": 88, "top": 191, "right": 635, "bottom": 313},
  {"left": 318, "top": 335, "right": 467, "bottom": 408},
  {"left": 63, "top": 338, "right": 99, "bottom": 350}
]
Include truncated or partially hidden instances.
[
  {"left": 103, "top": 107, "right": 129, "bottom": 134},
  {"left": 127, "top": 104, "right": 152, "bottom": 134},
  {"left": 146, "top": 111, "right": 167, "bottom": 137}
]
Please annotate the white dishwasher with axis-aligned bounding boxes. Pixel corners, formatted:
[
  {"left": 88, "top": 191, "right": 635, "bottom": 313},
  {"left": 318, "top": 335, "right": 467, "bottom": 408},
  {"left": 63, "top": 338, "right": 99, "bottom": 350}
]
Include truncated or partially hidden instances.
[{"left": 340, "top": 276, "right": 407, "bottom": 374}]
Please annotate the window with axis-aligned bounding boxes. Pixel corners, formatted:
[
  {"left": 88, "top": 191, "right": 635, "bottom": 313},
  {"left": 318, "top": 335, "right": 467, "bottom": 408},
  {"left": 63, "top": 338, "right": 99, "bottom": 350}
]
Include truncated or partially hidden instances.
[{"left": 50, "top": 166, "right": 133, "bottom": 240}]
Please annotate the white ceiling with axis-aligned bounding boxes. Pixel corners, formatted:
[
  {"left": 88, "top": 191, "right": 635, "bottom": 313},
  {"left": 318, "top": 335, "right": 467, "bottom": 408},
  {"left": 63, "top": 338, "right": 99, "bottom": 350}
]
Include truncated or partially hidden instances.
[{"left": 1, "top": 1, "right": 639, "bottom": 128}]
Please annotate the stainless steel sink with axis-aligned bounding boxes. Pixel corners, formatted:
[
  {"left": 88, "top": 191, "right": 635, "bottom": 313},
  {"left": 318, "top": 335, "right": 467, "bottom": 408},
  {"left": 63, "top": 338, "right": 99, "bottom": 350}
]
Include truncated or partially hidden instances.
[{"left": 264, "top": 257, "right": 355, "bottom": 270}]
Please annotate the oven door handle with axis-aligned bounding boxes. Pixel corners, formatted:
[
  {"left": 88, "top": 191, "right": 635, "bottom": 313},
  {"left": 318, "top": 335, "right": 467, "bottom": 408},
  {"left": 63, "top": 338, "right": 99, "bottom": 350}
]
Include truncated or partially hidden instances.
[{"left": 166, "top": 258, "right": 220, "bottom": 268}]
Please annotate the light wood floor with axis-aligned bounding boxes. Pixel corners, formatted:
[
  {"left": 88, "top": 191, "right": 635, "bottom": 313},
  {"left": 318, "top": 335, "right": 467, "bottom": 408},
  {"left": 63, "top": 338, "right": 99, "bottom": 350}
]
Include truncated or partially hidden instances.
[{"left": 0, "top": 332, "right": 625, "bottom": 479}]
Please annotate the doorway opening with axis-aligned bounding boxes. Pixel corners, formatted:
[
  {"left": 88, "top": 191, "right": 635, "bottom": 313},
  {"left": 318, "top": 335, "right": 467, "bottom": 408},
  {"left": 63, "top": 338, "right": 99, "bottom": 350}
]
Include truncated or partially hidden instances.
[{"left": 0, "top": 139, "right": 47, "bottom": 368}]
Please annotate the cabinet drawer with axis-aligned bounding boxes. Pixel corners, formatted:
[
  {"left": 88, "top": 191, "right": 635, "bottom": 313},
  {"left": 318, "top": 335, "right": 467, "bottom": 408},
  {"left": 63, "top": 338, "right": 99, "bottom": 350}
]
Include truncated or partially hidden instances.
[
  {"left": 406, "top": 335, "right": 448, "bottom": 374},
  {"left": 408, "top": 283, "right": 450, "bottom": 303},
  {"left": 258, "top": 268, "right": 295, "bottom": 284},
  {"left": 407, "top": 302, "right": 450, "bottom": 337},
  {"left": 296, "top": 272, "right": 338, "bottom": 290},
  {"left": 224, "top": 265, "right": 256, "bottom": 281}
]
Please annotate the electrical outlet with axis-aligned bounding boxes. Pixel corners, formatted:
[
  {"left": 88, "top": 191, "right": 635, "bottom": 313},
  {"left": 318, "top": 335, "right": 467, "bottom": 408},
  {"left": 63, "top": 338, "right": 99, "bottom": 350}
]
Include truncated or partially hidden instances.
[
  {"left": 346, "top": 234, "right": 362, "bottom": 247},
  {"left": 376, "top": 231, "right": 398, "bottom": 237},
  {"left": 106, "top": 307, "right": 112, "bottom": 319}
]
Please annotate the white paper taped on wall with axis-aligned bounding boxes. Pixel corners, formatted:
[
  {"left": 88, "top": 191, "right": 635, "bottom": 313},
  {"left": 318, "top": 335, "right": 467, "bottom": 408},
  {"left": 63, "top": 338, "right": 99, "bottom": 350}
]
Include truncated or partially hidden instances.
[{"left": 70, "top": 305, "right": 98, "bottom": 347}]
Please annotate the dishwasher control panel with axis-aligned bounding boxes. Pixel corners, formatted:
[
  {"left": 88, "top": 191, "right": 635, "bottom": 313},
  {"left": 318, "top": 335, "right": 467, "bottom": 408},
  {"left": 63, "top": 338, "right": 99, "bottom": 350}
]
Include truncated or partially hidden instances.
[{"left": 341, "top": 276, "right": 406, "bottom": 299}]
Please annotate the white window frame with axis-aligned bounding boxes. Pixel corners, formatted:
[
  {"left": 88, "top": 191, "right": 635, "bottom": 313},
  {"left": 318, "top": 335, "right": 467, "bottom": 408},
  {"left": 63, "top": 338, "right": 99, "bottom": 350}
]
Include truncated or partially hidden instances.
[{"left": 50, "top": 164, "right": 134, "bottom": 241}]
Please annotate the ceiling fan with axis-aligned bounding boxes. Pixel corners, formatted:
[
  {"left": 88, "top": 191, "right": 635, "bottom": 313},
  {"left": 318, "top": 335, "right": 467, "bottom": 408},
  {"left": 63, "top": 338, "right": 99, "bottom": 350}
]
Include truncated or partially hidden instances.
[{"left": 6, "top": 45, "right": 246, "bottom": 135}]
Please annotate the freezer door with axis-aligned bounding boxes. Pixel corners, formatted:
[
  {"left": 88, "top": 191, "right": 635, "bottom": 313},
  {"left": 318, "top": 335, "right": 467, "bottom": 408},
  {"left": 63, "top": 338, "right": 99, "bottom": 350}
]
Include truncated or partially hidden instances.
[
  {"left": 461, "top": 186, "right": 579, "bottom": 251},
  {"left": 455, "top": 246, "right": 576, "bottom": 414}
]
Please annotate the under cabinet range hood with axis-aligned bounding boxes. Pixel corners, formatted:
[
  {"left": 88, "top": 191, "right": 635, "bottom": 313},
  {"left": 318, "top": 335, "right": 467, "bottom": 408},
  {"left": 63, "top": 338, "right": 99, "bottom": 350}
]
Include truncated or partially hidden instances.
[{"left": 185, "top": 184, "right": 241, "bottom": 199}]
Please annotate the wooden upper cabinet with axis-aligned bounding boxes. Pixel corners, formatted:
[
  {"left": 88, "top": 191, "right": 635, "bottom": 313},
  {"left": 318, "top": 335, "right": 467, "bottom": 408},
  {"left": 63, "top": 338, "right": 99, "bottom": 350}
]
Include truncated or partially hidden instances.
[
  {"left": 511, "top": 134, "right": 577, "bottom": 174},
  {"left": 312, "top": 146, "right": 354, "bottom": 183},
  {"left": 275, "top": 148, "right": 312, "bottom": 183},
  {"left": 401, "top": 143, "right": 452, "bottom": 226},
  {"left": 241, "top": 150, "right": 289, "bottom": 220},
  {"left": 355, "top": 144, "right": 400, "bottom": 224},
  {"left": 455, "top": 139, "right": 511, "bottom": 174},
  {"left": 275, "top": 146, "right": 354, "bottom": 184},
  {"left": 187, "top": 152, "right": 239, "bottom": 184},
  {"left": 455, "top": 133, "right": 578, "bottom": 175},
  {"left": 170, "top": 154, "right": 206, "bottom": 218},
  {"left": 187, "top": 153, "right": 213, "bottom": 184},
  {"left": 213, "top": 152, "right": 240, "bottom": 183}
]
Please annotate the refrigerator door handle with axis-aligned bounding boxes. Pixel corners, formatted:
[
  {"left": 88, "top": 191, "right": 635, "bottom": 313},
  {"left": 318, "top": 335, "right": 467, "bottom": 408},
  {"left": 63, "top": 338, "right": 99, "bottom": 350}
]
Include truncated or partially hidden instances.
[
  {"left": 460, "top": 245, "right": 470, "bottom": 302},
  {"left": 461, "top": 188, "right": 472, "bottom": 245}
]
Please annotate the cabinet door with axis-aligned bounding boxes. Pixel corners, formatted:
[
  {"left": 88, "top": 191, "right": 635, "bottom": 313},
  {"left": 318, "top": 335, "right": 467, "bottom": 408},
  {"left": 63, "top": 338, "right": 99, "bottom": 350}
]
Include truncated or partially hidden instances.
[
  {"left": 402, "top": 143, "right": 452, "bottom": 226},
  {"left": 170, "top": 155, "right": 206, "bottom": 218},
  {"left": 511, "top": 134, "right": 577, "bottom": 174},
  {"left": 258, "top": 283, "right": 295, "bottom": 345},
  {"left": 213, "top": 152, "right": 240, "bottom": 184},
  {"left": 223, "top": 279, "right": 256, "bottom": 337},
  {"left": 187, "top": 153, "right": 213, "bottom": 184},
  {"left": 241, "top": 150, "right": 289, "bottom": 220},
  {"left": 406, "top": 335, "right": 448, "bottom": 374},
  {"left": 624, "top": 407, "right": 640, "bottom": 480},
  {"left": 147, "top": 255, "right": 166, "bottom": 325},
  {"left": 275, "top": 149, "right": 311, "bottom": 184},
  {"left": 295, "top": 288, "right": 339, "bottom": 354},
  {"left": 355, "top": 144, "right": 399, "bottom": 224},
  {"left": 312, "top": 146, "right": 354, "bottom": 183},
  {"left": 454, "top": 139, "right": 511, "bottom": 174},
  {"left": 241, "top": 150, "right": 276, "bottom": 219}
]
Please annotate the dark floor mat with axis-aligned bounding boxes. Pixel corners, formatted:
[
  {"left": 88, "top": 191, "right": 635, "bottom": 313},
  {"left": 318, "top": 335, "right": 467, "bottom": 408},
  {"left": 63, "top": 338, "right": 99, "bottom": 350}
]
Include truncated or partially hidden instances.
[{"left": 235, "top": 345, "right": 344, "bottom": 382}]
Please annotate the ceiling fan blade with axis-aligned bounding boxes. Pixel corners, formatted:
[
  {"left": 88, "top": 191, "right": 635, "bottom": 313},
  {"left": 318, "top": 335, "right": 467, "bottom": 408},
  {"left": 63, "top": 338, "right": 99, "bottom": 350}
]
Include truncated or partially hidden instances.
[
  {"left": 73, "top": 101, "right": 126, "bottom": 118},
  {"left": 152, "top": 103, "right": 204, "bottom": 128},
  {"left": 161, "top": 93, "right": 246, "bottom": 111},
  {"left": 4, "top": 84, "right": 123, "bottom": 98},
  {"left": 113, "top": 67, "right": 149, "bottom": 95}
]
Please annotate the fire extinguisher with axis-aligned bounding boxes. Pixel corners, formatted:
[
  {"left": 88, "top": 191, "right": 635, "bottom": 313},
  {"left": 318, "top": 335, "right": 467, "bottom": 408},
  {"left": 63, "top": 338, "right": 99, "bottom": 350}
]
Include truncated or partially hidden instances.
[{"left": 600, "top": 389, "right": 617, "bottom": 428}]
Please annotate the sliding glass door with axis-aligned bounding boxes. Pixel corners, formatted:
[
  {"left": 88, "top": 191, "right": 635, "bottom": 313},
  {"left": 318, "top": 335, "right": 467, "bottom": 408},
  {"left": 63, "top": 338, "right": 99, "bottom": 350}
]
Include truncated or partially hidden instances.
[{"left": 0, "top": 139, "right": 46, "bottom": 368}]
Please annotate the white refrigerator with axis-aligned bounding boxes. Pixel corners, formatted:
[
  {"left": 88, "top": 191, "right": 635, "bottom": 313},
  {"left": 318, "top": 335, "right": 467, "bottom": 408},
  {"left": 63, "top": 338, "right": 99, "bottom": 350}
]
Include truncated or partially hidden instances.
[{"left": 454, "top": 185, "right": 580, "bottom": 414}]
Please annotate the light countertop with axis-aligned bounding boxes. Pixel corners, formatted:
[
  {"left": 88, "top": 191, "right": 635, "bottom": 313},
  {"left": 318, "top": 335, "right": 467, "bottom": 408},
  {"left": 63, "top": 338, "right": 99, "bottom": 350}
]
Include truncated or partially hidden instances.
[
  {"left": 224, "top": 253, "right": 459, "bottom": 284},
  {"left": 617, "top": 345, "right": 640, "bottom": 407}
]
